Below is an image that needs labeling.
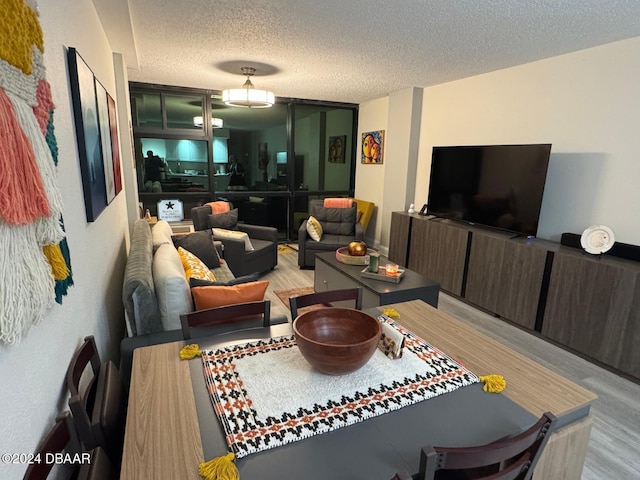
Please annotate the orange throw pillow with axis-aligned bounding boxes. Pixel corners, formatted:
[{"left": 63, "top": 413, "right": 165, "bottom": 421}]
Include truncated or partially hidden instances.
[
  {"left": 206, "top": 201, "right": 231, "bottom": 214},
  {"left": 191, "top": 281, "right": 269, "bottom": 310}
]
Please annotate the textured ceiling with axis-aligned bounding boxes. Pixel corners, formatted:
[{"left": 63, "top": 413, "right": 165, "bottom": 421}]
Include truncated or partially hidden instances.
[{"left": 96, "top": 0, "right": 640, "bottom": 104}]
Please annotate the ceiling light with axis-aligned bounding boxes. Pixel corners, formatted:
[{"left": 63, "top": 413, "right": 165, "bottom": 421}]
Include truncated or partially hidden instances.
[
  {"left": 222, "top": 67, "right": 274, "bottom": 108},
  {"left": 193, "top": 116, "right": 224, "bottom": 128}
]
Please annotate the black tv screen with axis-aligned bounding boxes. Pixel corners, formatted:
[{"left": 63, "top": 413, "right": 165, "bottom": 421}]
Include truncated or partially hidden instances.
[{"left": 427, "top": 144, "right": 551, "bottom": 237}]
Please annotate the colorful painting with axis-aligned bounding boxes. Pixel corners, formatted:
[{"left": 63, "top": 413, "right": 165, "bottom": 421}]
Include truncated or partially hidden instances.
[
  {"left": 361, "top": 130, "right": 384, "bottom": 164},
  {"left": 328, "top": 135, "right": 346, "bottom": 163}
]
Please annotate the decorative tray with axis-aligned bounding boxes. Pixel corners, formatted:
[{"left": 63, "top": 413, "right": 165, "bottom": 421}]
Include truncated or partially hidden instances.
[
  {"left": 335, "top": 247, "right": 376, "bottom": 265},
  {"left": 360, "top": 266, "right": 405, "bottom": 283}
]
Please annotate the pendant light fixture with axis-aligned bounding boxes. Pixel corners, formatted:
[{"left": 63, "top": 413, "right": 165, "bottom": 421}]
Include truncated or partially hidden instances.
[
  {"left": 192, "top": 116, "right": 224, "bottom": 128},
  {"left": 222, "top": 67, "right": 275, "bottom": 108}
]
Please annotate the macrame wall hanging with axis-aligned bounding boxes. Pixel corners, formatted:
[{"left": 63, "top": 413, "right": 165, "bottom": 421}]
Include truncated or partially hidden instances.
[{"left": 0, "top": 0, "right": 73, "bottom": 344}]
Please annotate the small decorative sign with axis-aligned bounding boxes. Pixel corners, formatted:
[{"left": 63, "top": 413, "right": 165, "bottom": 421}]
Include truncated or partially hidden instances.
[{"left": 157, "top": 199, "right": 184, "bottom": 222}]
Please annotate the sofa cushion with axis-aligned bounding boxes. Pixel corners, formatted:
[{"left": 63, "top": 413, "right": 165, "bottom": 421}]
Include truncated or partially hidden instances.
[
  {"left": 177, "top": 247, "right": 216, "bottom": 282},
  {"left": 306, "top": 215, "right": 323, "bottom": 241},
  {"left": 207, "top": 208, "right": 238, "bottom": 230},
  {"left": 212, "top": 228, "right": 254, "bottom": 251},
  {"left": 153, "top": 243, "right": 193, "bottom": 330},
  {"left": 152, "top": 220, "right": 174, "bottom": 250},
  {"left": 122, "top": 220, "right": 160, "bottom": 335},
  {"left": 172, "top": 230, "right": 221, "bottom": 268},
  {"left": 191, "top": 280, "right": 269, "bottom": 310},
  {"left": 189, "top": 271, "right": 260, "bottom": 287},
  {"left": 313, "top": 206, "right": 357, "bottom": 236}
]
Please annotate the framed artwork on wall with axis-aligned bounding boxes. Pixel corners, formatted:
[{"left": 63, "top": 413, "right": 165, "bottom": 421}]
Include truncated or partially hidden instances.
[
  {"left": 361, "top": 130, "right": 384, "bottom": 164},
  {"left": 67, "top": 47, "right": 107, "bottom": 221},
  {"left": 95, "top": 79, "right": 116, "bottom": 204},
  {"left": 328, "top": 135, "right": 346, "bottom": 163},
  {"left": 107, "top": 92, "right": 123, "bottom": 195}
]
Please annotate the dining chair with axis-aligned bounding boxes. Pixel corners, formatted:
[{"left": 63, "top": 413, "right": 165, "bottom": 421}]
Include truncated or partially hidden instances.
[
  {"left": 23, "top": 412, "right": 116, "bottom": 480},
  {"left": 289, "top": 287, "right": 363, "bottom": 319},
  {"left": 180, "top": 300, "right": 271, "bottom": 340},
  {"left": 392, "top": 412, "right": 557, "bottom": 480},
  {"left": 66, "top": 336, "right": 127, "bottom": 467}
]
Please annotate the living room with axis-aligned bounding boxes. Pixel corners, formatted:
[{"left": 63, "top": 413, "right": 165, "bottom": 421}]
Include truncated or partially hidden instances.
[{"left": 2, "top": 0, "right": 640, "bottom": 479}]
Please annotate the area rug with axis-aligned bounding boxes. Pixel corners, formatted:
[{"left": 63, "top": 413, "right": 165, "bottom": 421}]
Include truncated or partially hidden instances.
[
  {"left": 277, "top": 244, "right": 297, "bottom": 254},
  {"left": 200, "top": 315, "right": 479, "bottom": 458},
  {"left": 274, "top": 286, "right": 315, "bottom": 309}
]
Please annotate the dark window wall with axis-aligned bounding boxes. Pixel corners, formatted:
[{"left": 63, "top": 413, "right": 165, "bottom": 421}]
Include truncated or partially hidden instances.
[{"left": 130, "top": 82, "right": 358, "bottom": 240}]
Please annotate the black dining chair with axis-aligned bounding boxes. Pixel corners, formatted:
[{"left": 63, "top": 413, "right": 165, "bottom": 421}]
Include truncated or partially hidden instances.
[
  {"left": 392, "top": 412, "right": 557, "bottom": 480},
  {"left": 289, "top": 287, "right": 363, "bottom": 319},
  {"left": 180, "top": 300, "right": 272, "bottom": 340},
  {"left": 65, "top": 336, "right": 127, "bottom": 467},
  {"left": 23, "top": 412, "right": 116, "bottom": 480}
]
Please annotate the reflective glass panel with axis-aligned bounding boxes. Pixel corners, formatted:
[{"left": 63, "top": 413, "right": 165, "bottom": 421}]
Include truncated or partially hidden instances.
[
  {"left": 130, "top": 91, "right": 161, "bottom": 128},
  {"left": 165, "top": 95, "right": 204, "bottom": 130},
  {"left": 136, "top": 138, "right": 210, "bottom": 193}
]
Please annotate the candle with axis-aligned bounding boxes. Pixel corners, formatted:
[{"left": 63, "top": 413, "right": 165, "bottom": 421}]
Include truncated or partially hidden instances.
[{"left": 385, "top": 263, "right": 399, "bottom": 277}]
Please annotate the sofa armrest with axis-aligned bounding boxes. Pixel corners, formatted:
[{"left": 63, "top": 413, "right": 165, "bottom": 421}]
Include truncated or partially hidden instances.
[
  {"left": 214, "top": 240, "right": 224, "bottom": 258},
  {"left": 238, "top": 224, "right": 278, "bottom": 243},
  {"left": 212, "top": 235, "right": 246, "bottom": 274}
]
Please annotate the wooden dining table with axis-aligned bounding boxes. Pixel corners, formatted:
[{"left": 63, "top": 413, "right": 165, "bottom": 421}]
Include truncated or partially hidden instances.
[{"left": 120, "top": 300, "right": 596, "bottom": 480}]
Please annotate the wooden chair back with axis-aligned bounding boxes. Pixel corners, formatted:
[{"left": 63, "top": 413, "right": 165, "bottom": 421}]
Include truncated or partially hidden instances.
[
  {"left": 65, "top": 336, "right": 126, "bottom": 466},
  {"left": 289, "top": 287, "right": 363, "bottom": 318},
  {"left": 180, "top": 300, "right": 271, "bottom": 340},
  {"left": 418, "top": 412, "right": 557, "bottom": 480},
  {"left": 23, "top": 412, "right": 116, "bottom": 480}
]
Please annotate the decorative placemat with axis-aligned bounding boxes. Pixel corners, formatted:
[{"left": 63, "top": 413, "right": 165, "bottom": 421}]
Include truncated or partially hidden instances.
[{"left": 201, "top": 316, "right": 478, "bottom": 458}]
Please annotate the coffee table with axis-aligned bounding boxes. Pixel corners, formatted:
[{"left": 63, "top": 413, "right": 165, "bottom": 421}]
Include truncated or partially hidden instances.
[{"left": 314, "top": 251, "right": 440, "bottom": 308}]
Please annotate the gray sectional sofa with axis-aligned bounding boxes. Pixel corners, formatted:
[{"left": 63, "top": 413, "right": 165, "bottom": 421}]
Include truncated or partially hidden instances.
[
  {"left": 119, "top": 219, "right": 235, "bottom": 383},
  {"left": 120, "top": 219, "right": 285, "bottom": 385}
]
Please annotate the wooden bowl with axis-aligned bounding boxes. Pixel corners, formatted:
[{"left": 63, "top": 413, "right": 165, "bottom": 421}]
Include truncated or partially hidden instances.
[{"left": 293, "top": 307, "right": 381, "bottom": 375}]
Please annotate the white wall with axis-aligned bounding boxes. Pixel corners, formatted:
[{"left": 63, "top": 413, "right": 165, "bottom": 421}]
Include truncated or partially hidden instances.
[
  {"left": 415, "top": 37, "right": 640, "bottom": 244},
  {"left": 0, "top": 1, "right": 131, "bottom": 478},
  {"left": 355, "top": 96, "right": 389, "bottom": 246}
]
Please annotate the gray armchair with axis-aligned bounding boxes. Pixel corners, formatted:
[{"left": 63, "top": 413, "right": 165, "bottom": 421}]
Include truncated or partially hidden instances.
[
  {"left": 298, "top": 199, "right": 363, "bottom": 268},
  {"left": 191, "top": 203, "right": 278, "bottom": 277}
]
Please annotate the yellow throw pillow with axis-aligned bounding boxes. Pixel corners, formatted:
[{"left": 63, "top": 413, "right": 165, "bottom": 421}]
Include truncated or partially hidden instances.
[
  {"left": 177, "top": 247, "right": 216, "bottom": 282},
  {"left": 306, "top": 215, "right": 323, "bottom": 242}
]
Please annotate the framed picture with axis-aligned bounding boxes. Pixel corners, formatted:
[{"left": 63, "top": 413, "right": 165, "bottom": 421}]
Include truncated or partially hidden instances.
[
  {"left": 95, "top": 79, "right": 116, "bottom": 204},
  {"left": 106, "top": 92, "right": 123, "bottom": 195},
  {"left": 328, "top": 135, "right": 346, "bottom": 163},
  {"left": 361, "top": 130, "right": 385, "bottom": 164},
  {"left": 67, "top": 47, "right": 107, "bottom": 221}
]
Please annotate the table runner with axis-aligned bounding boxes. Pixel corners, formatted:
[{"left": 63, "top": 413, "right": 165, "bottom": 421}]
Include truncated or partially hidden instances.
[{"left": 201, "top": 315, "right": 478, "bottom": 458}]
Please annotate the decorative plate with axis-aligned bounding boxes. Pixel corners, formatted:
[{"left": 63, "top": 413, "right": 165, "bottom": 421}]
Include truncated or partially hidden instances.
[{"left": 580, "top": 225, "right": 615, "bottom": 255}]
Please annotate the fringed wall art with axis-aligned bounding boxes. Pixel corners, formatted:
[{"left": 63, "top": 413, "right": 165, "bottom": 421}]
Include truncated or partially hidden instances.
[{"left": 0, "top": 0, "right": 73, "bottom": 344}]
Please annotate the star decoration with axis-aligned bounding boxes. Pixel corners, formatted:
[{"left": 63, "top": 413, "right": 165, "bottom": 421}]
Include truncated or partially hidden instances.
[{"left": 165, "top": 201, "right": 174, "bottom": 209}]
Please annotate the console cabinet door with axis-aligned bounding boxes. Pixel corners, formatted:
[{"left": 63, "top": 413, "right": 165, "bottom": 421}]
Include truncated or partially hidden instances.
[
  {"left": 466, "top": 233, "right": 547, "bottom": 330},
  {"left": 542, "top": 251, "right": 640, "bottom": 378},
  {"left": 388, "top": 212, "right": 411, "bottom": 266},
  {"left": 408, "top": 219, "right": 467, "bottom": 296}
]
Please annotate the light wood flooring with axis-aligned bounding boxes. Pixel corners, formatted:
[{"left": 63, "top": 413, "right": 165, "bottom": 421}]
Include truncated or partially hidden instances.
[{"left": 265, "top": 246, "right": 640, "bottom": 480}]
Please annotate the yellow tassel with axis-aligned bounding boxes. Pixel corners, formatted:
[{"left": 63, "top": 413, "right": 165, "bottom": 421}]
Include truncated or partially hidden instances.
[
  {"left": 199, "top": 452, "right": 239, "bottom": 480},
  {"left": 479, "top": 374, "right": 506, "bottom": 393},
  {"left": 180, "top": 343, "right": 201, "bottom": 360},
  {"left": 383, "top": 308, "right": 400, "bottom": 319},
  {"left": 43, "top": 244, "right": 69, "bottom": 280}
]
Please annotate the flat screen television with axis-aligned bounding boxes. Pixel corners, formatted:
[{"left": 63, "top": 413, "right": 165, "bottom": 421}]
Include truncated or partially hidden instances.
[{"left": 427, "top": 144, "right": 552, "bottom": 237}]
